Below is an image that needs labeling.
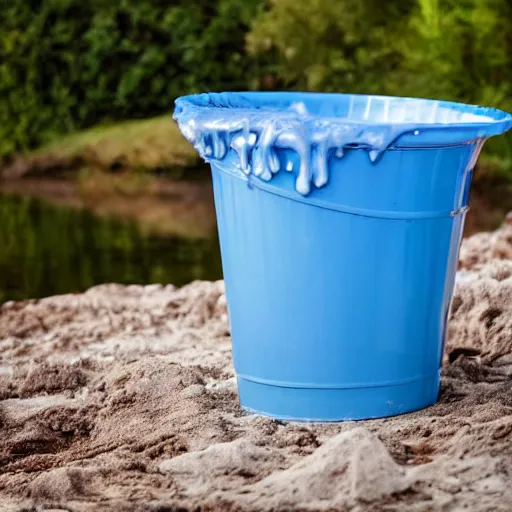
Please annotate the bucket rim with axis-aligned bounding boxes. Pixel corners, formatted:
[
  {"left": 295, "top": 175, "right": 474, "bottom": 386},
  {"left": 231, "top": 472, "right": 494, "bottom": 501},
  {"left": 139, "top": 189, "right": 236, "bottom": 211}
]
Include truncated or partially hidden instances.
[
  {"left": 174, "top": 91, "right": 512, "bottom": 132},
  {"left": 173, "top": 91, "right": 511, "bottom": 195}
]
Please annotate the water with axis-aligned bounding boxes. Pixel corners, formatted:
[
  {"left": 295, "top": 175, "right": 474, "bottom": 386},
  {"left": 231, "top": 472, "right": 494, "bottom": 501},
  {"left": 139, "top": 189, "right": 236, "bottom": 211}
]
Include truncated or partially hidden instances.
[{"left": 0, "top": 194, "right": 223, "bottom": 302}]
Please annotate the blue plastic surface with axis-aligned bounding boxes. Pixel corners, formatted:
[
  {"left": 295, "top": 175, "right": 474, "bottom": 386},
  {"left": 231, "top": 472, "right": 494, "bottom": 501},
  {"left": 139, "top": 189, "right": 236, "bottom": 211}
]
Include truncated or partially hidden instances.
[{"left": 174, "top": 92, "right": 512, "bottom": 421}]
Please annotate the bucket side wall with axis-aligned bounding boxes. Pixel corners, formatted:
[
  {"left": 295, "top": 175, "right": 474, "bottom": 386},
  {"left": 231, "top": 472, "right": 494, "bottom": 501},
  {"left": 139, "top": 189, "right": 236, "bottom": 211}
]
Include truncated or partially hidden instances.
[{"left": 211, "top": 144, "right": 477, "bottom": 389}]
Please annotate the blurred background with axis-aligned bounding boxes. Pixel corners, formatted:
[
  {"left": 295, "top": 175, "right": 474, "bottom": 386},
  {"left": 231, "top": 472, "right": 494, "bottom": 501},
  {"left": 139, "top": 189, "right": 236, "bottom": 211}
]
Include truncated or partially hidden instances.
[{"left": 1, "top": 0, "right": 512, "bottom": 301}]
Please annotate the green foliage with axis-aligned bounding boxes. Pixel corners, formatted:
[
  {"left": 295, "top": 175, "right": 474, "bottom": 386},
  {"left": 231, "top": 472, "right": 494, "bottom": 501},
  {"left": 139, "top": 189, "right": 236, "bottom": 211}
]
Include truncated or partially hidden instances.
[
  {"left": 396, "top": 0, "right": 512, "bottom": 167},
  {"left": 0, "top": 0, "right": 263, "bottom": 159},
  {"left": 248, "top": 0, "right": 413, "bottom": 93},
  {"left": 249, "top": 0, "right": 512, "bottom": 108},
  {"left": 394, "top": 0, "right": 512, "bottom": 107}
]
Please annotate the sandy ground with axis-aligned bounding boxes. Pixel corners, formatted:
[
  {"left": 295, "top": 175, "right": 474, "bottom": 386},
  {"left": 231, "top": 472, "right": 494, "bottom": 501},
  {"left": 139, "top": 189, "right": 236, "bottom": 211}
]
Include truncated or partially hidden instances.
[{"left": 1, "top": 221, "right": 512, "bottom": 511}]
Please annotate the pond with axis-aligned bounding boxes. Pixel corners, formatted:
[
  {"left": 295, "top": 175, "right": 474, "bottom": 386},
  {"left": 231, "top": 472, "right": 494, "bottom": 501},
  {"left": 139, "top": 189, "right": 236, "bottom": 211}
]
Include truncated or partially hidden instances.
[{"left": 0, "top": 194, "right": 223, "bottom": 302}]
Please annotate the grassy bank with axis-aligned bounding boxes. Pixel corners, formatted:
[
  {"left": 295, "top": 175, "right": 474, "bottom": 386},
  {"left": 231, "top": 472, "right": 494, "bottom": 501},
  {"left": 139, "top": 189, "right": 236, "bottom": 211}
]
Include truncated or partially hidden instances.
[{"left": 2, "top": 116, "right": 200, "bottom": 179}]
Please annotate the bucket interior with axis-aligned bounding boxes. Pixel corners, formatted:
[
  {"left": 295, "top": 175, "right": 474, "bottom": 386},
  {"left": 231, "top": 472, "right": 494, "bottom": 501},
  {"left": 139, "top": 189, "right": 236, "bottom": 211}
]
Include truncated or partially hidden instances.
[{"left": 175, "top": 92, "right": 511, "bottom": 127}]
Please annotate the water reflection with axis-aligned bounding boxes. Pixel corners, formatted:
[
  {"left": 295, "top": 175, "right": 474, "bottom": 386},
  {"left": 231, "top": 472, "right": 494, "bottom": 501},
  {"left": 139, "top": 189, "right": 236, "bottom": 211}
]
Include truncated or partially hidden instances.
[{"left": 0, "top": 195, "right": 222, "bottom": 301}]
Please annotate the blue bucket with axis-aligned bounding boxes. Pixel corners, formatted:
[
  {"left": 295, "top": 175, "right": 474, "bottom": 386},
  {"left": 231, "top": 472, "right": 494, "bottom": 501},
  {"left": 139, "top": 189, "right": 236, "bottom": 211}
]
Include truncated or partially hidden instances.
[{"left": 174, "top": 92, "right": 512, "bottom": 421}]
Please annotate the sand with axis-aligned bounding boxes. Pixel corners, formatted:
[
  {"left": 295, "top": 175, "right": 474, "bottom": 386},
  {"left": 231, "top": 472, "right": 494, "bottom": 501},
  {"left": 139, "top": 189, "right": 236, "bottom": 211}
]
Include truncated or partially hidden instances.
[{"left": 1, "top": 219, "right": 512, "bottom": 511}]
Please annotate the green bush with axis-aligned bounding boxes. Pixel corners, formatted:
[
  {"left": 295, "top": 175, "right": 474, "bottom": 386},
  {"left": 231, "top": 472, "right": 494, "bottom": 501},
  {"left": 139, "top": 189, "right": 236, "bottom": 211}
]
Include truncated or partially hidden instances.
[
  {"left": 248, "top": 0, "right": 414, "bottom": 93},
  {"left": 0, "top": 0, "right": 263, "bottom": 159},
  {"left": 249, "top": 0, "right": 512, "bottom": 107}
]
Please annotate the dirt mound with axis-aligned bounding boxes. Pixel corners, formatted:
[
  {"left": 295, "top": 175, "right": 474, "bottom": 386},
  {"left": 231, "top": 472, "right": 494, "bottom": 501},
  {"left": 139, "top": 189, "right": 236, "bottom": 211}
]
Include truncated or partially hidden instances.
[
  {"left": 226, "top": 428, "right": 409, "bottom": 511},
  {"left": 459, "top": 214, "right": 512, "bottom": 269},
  {"left": 447, "top": 260, "right": 512, "bottom": 364}
]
